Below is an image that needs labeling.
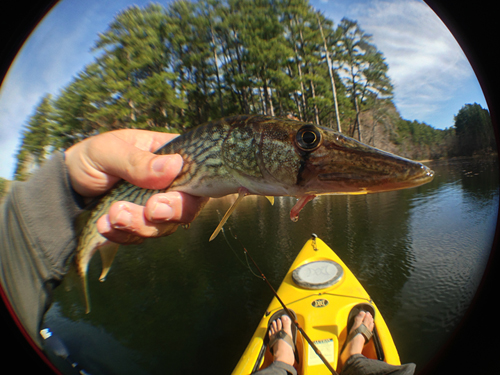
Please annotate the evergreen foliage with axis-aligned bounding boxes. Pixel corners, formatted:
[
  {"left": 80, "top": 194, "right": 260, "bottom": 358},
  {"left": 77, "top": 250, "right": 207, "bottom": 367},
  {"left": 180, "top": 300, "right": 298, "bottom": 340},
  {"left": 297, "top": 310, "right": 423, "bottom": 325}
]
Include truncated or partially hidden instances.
[
  {"left": 393, "top": 118, "right": 456, "bottom": 160},
  {"left": 454, "top": 103, "right": 495, "bottom": 156},
  {"left": 13, "top": 0, "right": 496, "bottom": 181},
  {"left": 14, "top": 94, "right": 54, "bottom": 180},
  {"left": 0, "top": 177, "right": 8, "bottom": 201}
]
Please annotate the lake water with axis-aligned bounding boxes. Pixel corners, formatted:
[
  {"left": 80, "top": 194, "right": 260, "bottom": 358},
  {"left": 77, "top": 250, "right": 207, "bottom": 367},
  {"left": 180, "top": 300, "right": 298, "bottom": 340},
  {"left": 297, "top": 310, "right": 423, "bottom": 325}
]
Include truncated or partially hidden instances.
[{"left": 44, "top": 157, "right": 499, "bottom": 374}]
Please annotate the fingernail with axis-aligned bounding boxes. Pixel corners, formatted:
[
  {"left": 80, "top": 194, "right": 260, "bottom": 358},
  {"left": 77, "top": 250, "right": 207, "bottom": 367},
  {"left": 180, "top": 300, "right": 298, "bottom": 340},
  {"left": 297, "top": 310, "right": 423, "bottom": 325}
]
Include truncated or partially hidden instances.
[
  {"left": 97, "top": 215, "right": 112, "bottom": 234},
  {"left": 152, "top": 201, "right": 174, "bottom": 221},
  {"left": 113, "top": 207, "right": 132, "bottom": 228},
  {"left": 152, "top": 156, "right": 168, "bottom": 173},
  {"left": 152, "top": 154, "right": 183, "bottom": 174}
]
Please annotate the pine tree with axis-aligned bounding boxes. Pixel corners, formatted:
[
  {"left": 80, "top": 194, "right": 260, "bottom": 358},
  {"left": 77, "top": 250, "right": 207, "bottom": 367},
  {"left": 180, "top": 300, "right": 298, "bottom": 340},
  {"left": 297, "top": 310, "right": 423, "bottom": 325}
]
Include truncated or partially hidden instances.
[
  {"left": 51, "top": 64, "right": 105, "bottom": 149},
  {"left": 454, "top": 103, "right": 495, "bottom": 156},
  {"left": 316, "top": 11, "right": 341, "bottom": 131},
  {"left": 13, "top": 0, "right": 418, "bottom": 166},
  {"left": 281, "top": 0, "right": 321, "bottom": 123},
  {"left": 336, "top": 18, "right": 392, "bottom": 141},
  {"left": 0, "top": 177, "right": 9, "bottom": 201},
  {"left": 14, "top": 94, "right": 53, "bottom": 180},
  {"left": 238, "top": 0, "right": 290, "bottom": 116},
  {"left": 93, "top": 4, "right": 185, "bottom": 130}
]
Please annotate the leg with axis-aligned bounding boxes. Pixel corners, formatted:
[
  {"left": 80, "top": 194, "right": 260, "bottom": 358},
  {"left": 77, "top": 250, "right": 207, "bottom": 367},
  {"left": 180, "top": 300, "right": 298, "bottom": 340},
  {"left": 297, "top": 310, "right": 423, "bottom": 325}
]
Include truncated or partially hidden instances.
[
  {"left": 340, "top": 311, "right": 415, "bottom": 375},
  {"left": 341, "top": 354, "right": 416, "bottom": 375},
  {"left": 340, "top": 310, "right": 375, "bottom": 366},
  {"left": 253, "top": 315, "right": 297, "bottom": 375}
]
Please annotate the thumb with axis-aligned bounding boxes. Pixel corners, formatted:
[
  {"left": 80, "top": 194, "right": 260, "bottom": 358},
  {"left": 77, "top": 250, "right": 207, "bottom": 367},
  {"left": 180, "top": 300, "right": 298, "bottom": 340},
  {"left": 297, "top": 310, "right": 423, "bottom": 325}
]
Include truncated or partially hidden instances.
[
  {"left": 65, "top": 131, "right": 184, "bottom": 197},
  {"left": 119, "top": 151, "right": 184, "bottom": 190}
]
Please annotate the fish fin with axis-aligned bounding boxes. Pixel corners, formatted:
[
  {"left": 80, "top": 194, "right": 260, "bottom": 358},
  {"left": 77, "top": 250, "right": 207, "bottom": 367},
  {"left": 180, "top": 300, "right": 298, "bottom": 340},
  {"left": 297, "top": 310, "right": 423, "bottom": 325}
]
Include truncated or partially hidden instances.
[
  {"left": 82, "top": 271, "right": 91, "bottom": 314},
  {"left": 77, "top": 235, "right": 117, "bottom": 314},
  {"left": 345, "top": 190, "right": 367, "bottom": 195},
  {"left": 77, "top": 237, "right": 104, "bottom": 315},
  {"left": 266, "top": 196, "right": 275, "bottom": 205},
  {"left": 290, "top": 194, "right": 316, "bottom": 222},
  {"left": 209, "top": 188, "right": 248, "bottom": 241},
  {"left": 98, "top": 241, "right": 120, "bottom": 282}
]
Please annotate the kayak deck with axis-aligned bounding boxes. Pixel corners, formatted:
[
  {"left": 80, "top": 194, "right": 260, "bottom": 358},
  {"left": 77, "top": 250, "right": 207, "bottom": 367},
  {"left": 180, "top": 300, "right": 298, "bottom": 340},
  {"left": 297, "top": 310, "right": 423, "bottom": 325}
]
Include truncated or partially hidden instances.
[{"left": 232, "top": 235, "right": 401, "bottom": 375}]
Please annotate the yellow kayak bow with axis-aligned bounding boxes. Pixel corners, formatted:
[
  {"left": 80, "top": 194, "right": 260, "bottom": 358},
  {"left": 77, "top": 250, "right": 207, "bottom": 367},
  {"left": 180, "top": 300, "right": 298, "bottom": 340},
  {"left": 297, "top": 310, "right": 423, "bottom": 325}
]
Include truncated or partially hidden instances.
[{"left": 232, "top": 235, "right": 401, "bottom": 375}]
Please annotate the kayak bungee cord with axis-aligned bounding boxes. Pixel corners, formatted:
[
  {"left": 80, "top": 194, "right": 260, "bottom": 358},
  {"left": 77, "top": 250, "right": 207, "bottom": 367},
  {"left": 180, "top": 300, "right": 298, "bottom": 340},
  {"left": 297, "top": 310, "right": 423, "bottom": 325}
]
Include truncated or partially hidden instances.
[{"left": 222, "top": 228, "right": 338, "bottom": 375}]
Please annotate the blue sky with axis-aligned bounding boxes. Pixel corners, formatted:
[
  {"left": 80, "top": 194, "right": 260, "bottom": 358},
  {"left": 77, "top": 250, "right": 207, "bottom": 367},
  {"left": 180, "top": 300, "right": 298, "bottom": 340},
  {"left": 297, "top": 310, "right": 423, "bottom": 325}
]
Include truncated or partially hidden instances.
[{"left": 0, "top": 0, "right": 488, "bottom": 179}]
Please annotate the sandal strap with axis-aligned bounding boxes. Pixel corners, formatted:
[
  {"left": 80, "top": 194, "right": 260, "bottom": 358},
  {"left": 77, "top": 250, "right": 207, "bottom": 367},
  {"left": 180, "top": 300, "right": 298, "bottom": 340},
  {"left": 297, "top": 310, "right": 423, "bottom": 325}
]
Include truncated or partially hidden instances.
[
  {"left": 269, "top": 329, "right": 295, "bottom": 352},
  {"left": 346, "top": 323, "right": 373, "bottom": 344}
]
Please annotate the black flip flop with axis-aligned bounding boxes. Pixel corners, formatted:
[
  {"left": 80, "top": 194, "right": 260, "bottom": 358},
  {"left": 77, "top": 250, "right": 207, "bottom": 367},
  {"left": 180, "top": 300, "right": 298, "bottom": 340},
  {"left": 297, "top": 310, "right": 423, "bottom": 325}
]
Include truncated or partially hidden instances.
[
  {"left": 264, "top": 309, "right": 298, "bottom": 360},
  {"left": 341, "top": 303, "right": 376, "bottom": 354}
]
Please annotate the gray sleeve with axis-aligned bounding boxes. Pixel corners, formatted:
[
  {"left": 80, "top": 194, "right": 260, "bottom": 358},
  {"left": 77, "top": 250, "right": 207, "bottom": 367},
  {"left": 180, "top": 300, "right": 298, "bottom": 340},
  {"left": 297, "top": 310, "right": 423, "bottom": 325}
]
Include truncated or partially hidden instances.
[
  {"left": 0, "top": 152, "right": 85, "bottom": 347},
  {"left": 253, "top": 361, "right": 297, "bottom": 375}
]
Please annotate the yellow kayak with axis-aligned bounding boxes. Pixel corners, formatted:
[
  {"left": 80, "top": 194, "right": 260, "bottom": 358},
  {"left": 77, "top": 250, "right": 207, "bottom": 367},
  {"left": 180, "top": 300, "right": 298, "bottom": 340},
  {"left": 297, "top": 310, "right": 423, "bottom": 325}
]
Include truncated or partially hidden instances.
[{"left": 232, "top": 234, "right": 401, "bottom": 375}]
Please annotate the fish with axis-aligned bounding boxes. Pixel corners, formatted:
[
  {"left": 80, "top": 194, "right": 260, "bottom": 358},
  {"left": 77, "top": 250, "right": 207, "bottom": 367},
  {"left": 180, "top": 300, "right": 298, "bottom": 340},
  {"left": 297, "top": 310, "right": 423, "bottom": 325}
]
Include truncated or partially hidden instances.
[{"left": 76, "top": 115, "right": 434, "bottom": 312}]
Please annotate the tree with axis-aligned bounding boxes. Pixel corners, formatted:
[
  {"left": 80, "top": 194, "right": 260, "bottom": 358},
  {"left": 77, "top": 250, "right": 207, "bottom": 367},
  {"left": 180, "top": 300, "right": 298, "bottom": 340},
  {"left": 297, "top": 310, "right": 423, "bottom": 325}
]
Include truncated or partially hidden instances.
[
  {"left": 14, "top": 94, "right": 53, "bottom": 180},
  {"left": 0, "top": 177, "right": 9, "bottom": 201},
  {"left": 281, "top": 0, "right": 328, "bottom": 124},
  {"left": 316, "top": 11, "right": 341, "bottom": 131},
  {"left": 200, "top": 0, "right": 226, "bottom": 117},
  {"left": 454, "top": 103, "right": 495, "bottom": 156},
  {"left": 51, "top": 64, "right": 106, "bottom": 149},
  {"left": 93, "top": 4, "right": 185, "bottom": 130},
  {"left": 336, "top": 18, "right": 392, "bottom": 141},
  {"left": 239, "top": 0, "right": 290, "bottom": 116},
  {"left": 14, "top": 0, "right": 423, "bottom": 167}
]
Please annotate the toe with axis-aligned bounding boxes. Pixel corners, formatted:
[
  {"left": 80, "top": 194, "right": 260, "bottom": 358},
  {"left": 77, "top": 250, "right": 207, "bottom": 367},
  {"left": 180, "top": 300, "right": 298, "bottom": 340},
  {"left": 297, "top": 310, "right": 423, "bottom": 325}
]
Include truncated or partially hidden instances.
[
  {"left": 362, "top": 312, "right": 374, "bottom": 331},
  {"left": 276, "top": 317, "right": 283, "bottom": 332},
  {"left": 270, "top": 320, "right": 278, "bottom": 337},
  {"left": 353, "top": 311, "right": 366, "bottom": 329},
  {"left": 281, "top": 315, "right": 291, "bottom": 331}
]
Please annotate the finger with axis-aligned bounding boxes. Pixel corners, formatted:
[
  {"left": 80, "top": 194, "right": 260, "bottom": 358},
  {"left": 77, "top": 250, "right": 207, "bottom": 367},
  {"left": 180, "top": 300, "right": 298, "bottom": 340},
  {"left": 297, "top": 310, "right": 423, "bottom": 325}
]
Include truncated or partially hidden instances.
[
  {"left": 96, "top": 214, "right": 146, "bottom": 245},
  {"left": 107, "top": 201, "right": 181, "bottom": 237},
  {"left": 96, "top": 192, "right": 208, "bottom": 243},
  {"left": 144, "top": 192, "right": 209, "bottom": 223},
  {"left": 96, "top": 211, "right": 180, "bottom": 244}
]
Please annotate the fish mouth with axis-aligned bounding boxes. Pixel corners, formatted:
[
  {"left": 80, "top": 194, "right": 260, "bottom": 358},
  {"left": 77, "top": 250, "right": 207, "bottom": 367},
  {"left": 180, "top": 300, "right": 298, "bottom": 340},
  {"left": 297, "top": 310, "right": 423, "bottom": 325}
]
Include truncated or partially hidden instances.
[{"left": 317, "top": 164, "right": 434, "bottom": 191}]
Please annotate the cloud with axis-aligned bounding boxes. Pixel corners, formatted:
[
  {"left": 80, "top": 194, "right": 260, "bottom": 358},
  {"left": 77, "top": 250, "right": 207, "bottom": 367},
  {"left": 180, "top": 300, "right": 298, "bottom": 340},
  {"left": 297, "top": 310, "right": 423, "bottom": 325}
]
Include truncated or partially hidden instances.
[
  {"left": 315, "top": 0, "right": 486, "bottom": 128},
  {"left": 346, "top": 0, "right": 479, "bottom": 125}
]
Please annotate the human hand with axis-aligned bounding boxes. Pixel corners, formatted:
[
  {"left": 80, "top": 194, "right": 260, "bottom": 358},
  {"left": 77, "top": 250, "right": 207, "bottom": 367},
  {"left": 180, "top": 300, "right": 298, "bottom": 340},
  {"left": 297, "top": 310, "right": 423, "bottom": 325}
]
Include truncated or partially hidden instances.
[{"left": 64, "top": 130, "right": 209, "bottom": 244}]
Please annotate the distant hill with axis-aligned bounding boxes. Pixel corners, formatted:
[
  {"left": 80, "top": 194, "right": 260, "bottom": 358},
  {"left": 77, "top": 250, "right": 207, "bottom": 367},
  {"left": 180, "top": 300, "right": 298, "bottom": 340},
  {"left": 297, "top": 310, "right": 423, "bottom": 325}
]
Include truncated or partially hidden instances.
[{"left": 357, "top": 102, "right": 458, "bottom": 161}]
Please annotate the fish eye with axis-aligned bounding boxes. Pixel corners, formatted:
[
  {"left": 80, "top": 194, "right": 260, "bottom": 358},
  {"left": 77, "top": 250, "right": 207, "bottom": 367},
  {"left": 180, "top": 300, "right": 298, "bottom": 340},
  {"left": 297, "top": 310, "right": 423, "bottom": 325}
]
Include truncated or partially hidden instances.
[{"left": 296, "top": 125, "right": 322, "bottom": 151}]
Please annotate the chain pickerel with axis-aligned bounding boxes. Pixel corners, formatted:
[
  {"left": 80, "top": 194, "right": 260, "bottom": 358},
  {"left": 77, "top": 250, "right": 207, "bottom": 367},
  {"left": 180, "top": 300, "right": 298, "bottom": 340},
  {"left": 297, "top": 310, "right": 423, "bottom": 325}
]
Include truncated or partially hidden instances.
[{"left": 76, "top": 115, "right": 434, "bottom": 312}]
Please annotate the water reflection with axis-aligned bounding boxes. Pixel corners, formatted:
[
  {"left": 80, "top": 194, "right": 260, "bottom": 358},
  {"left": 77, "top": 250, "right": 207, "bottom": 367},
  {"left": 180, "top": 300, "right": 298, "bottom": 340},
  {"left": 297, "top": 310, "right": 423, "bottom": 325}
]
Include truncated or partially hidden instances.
[
  {"left": 46, "top": 157, "right": 498, "bottom": 374},
  {"left": 392, "top": 157, "right": 498, "bottom": 365}
]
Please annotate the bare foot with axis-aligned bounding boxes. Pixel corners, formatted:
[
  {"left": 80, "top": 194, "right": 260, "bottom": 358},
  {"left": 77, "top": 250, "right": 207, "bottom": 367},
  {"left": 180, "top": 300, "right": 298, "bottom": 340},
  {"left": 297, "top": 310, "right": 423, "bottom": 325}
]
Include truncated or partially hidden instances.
[
  {"left": 340, "top": 311, "right": 374, "bottom": 365},
  {"left": 269, "top": 315, "right": 295, "bottom": 366}
]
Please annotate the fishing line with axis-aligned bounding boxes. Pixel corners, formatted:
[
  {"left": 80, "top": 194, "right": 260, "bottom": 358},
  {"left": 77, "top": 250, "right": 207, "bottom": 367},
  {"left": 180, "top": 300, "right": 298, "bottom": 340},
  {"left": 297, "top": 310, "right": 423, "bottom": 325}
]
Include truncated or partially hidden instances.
[
  {"left": 222, "top": 225, "right": 338, "bottom": 375},
  {"left": 217, "top": 210, "right": 263, "bottom": 280}
]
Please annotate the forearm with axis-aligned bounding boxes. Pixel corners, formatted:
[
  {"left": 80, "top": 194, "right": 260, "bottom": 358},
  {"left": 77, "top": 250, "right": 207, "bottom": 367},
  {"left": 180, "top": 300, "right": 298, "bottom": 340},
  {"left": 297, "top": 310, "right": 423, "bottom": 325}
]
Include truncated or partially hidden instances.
[{"left": 0, "top": 152, "right": 84, "bottom": 347}]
